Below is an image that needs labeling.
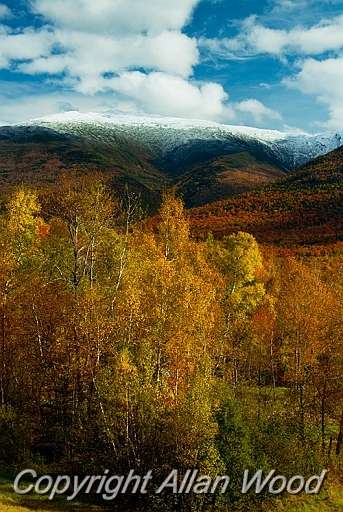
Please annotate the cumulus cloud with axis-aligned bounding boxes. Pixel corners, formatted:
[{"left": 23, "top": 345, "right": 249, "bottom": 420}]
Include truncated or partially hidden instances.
[
  {"left": 0, "top": 0, "right": 205, "bottom": 114},
  {"left": 104, "top": 71, "right": 234, "bottom": 121},
  {"left": 0, "top": 75, "right": 284, "bottom": 127},
  {"left": 235, "top": 99, "right": 282, "bottom": 123},
  {"left": 0, "top": 79, "right": 234, "bottom": 125},
  {"left": 0, "top": 27, "right": 55, "bottom": 69},
  {"left": 197, "top": 6, "right": 343, "bottom": 130},
  {"left": 30, "top": 0, "right": 199, "bottom": 35},
  {"left": 284, "top": 56, "right": 343, "bottom": 130},
  {"left": 200, "top": 13, "right": 343, "bottom": 57},
  {"left": 1, "top": 0, "right": 202, "bottom": 80},
  {"left": 2, "top": 0, "right": 330, "bottom": 129},
  {"left": 19, "top": 29, "right": 199, "bottom": 89}
]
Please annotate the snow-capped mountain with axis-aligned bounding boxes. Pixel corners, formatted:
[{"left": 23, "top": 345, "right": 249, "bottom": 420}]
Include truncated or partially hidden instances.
[
  {"left": 1, "top": 110, "right": 343, "bottom": 210},
  {"left": 24, "top": 110, "right": 343, "bottom": 171}
]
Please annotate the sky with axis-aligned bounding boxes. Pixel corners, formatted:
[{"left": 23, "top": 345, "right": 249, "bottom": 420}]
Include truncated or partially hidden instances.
[{"left": 0, "top": 0, "right": 343, "bottom": 133}]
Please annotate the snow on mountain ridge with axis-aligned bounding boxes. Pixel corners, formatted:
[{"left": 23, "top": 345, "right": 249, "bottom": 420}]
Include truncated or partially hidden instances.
[
  {"left": 24, "top": 110, "right": 343, "bottom": 171},
  {"left": 26, "top": 110, "right": 287, "bottom": 141}
]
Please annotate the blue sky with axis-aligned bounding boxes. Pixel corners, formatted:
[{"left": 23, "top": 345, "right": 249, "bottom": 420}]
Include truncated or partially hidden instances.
[{"left": 0, "top": 0, "right": 343, "bottom": 133}]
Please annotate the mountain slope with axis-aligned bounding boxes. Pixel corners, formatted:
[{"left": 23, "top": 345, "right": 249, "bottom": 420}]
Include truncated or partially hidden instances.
[
  {"left": 1, "top": 110, "right": 342, "bottom": 210},
  {"left": 25, "top": 110, "right": 343, "bottom": 172},
  {"left": 0, "top": 125, "right": 170, "bottom": 206},
  {"left": 175, "top": 152, "right": 285, "bottom": 207},
  {"left": 189, "top": 146, "right": 343, "bottom": 247}
]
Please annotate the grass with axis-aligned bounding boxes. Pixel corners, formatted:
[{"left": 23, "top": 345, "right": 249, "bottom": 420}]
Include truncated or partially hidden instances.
[
  {"left": 270, "top": 484, "right": 343, "bottom": 511},
  {"left": 256, "top": 468, "right": 343, "bottom": 512},
  {"left": 0, "top": 471, "right": 105, "bottom": 512}
]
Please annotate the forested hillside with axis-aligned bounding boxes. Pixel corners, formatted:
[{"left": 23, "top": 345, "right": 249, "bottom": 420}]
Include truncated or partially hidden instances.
[
  {"left": 190, "top": 146, "right": 343, "bottom": 248},
  {"left": 1, "top": 177, "right": 343, "bottom": 511},
  {"left": 175, "top": 152, "right": 284, "bottom": 207},
  {"left": 0, "top": 127, "right": 168, "bottom": 209}
]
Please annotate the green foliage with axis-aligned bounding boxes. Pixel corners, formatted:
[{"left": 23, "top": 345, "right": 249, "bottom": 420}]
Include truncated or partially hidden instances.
[
  {"left": 253, "top": 413, "right": 322, "bottom": 476},
  {"left": 215, "top": 383, "right": 255, "bottom": 507}
]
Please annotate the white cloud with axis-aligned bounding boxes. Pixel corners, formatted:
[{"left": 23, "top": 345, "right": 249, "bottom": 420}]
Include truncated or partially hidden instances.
[
  {"left": 1, "top": 0, "right": 232, "bottom": 126},
  {"left": 197, "top": 5, "right": 343, "bottom": 131},
  {"left": 272, "top": 0, "right": 298, "bottom": 8},
  {"left": 0, "top": 27, "right": 55, "bottom": 69},
  {"left": 104, "top": 71, "right": 234, "bottom": 121},
  {"left": 260, "top": 83, "right": 272, "bottom": 89},
  {"left": 0, "top": 0, "right": 239, "bottom": 125},
  {"left": 282, "top": 124, "right": 311, "bottom": 135},
  {"left": 200, "top": 13, "right": 343, "bottom": 57},
  {"left": 1, "top": 0, "right": 201, "bottom": 101},
  {"left": 0, "top": 0, "right": 295, "bottom": 128},
  {"left": 0, "top": 77, "right": 286, "bottom": 128},
  {"left": 269, "top": 0, "right": 312, "bottom": 14},
  {"left": 235, "top": 99, "right": 282, "bottom": 123},
  {"left": 30, "top": 0, "right": 199, "bottom": 35},
  {"left": 284, "top": 56, "right": 343, "bottom": 130},
  {"left": 19, "top": 29, "right": 199, "bottom": 90},
  {"left": 270, "top": 0, "right": 343, "bottom": 13},
  {"left": 0, "top": 78, "right": 235, "bottom": 126}
]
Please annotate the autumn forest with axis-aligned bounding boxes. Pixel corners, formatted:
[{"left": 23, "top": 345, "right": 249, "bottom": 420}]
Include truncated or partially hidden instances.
[{"left": 1, "top": 172, "right": 343, "bottom": 511}]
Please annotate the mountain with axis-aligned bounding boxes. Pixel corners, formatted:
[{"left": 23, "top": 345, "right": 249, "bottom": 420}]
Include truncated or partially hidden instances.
[
  {"left": 0, "top": 110, "right": 342, "bottom": 209},
  {"left": 174, "top": 152, "right": 284, "bottom": 207},
  {"left": 189, "top": 145, "right": 343, "bottom": 247},
  {"left": 25, "top": 111, "right": 343, "bottom": 172},
  {"left": 0, "top": 124, "right": 168, "bottom": 207}
]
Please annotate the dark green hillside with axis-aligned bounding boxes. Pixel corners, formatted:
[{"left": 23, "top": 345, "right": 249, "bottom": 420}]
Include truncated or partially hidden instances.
[{"left": 189, "top": 146, "right": 343, "bottom": 247}]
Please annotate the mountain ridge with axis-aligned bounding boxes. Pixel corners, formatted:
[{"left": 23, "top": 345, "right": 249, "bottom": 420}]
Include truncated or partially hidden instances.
[
  {"left": 0, "top": 110, "right": 342, "bottom": 212},
  {"left": 22, "top": 110, "right": 343, "bottom": 172}
]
